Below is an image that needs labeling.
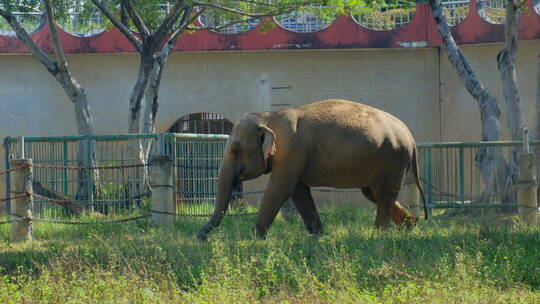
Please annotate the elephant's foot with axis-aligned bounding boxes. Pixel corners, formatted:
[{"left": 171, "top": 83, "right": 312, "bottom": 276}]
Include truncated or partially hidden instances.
[
  {"left": 253, "top": 225, "right": 268, "bottom": 240},
  {"left": 197, "top": 227, "right": 210, "bottom": 241},
  {"left": 391, "top": 202, "right": 417, "bottom": 228},
  {"left": 374, "top": 219, "right": 392, "bottom": 229},
  {"left": 197, "top": 222, "right": 217, "bottom": 241},
  {"left": 305, "top": 220, "right": 323, "bottom": 235}
]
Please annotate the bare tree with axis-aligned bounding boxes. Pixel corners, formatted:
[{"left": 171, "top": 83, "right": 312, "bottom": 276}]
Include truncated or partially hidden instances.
[
  {"left": 91, "top": 0, "right": 309, "bottom": 199},
  {"left": 535, "top": 53, "right": 540, "bottom": 204},
  {"left": 496, "top": 0, "right": 527, "bottom": 201},
  {"left": 0, "top": 0, "right": 97, "bottom": 213},
  {"left": 91, "top": 0, "right": 201, "bottom": 199},
  {"left": 429, "top": 0, "right": 508, "bottom": 201}
]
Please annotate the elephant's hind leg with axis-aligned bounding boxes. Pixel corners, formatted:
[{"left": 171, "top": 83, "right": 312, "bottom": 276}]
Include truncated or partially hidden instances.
[
  {"left": 371, "top": 177, "right": 403, "bottom": 228},
  {"left": 371, "top": 184, "right": 416, "bottom": 228},
  {"left": 361, "top": 187, "right": 377, "bottom": 204},
  {"left": 291, "top": 183, "right": 322, "bottom": 235},
  {"left": 391, "top": 202, "right": 417, "bottom": 227}
]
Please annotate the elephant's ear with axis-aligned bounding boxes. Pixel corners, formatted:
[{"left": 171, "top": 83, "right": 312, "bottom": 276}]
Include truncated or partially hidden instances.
[{"left": 259, "top": 125, "right": 276, "bottom": 171}]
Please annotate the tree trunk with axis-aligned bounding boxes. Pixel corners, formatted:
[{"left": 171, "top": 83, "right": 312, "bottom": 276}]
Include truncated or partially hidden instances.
[
  {"left": 128, "top": 54, "right": 154, "bottom": 134},
  {"left": 497, "top": 0, "right": 526, "bottom": 208},
  {"left": 55, "top": 67, "right": 100, "bottom": 208},
  {"left": 142, "top": 58, "right": 164, "bottom": 161},
  {"left": 126, "top": 53, "right": 156, "bottom": 204},
  {"left": 0, "top": 7, "right": 100, "bottom": 212},
  {"left": 429, "top": 0, "right": 508, "bottom": 202},
  {"left": 535, "top": 53, "right": 540, "bottom": 205}
]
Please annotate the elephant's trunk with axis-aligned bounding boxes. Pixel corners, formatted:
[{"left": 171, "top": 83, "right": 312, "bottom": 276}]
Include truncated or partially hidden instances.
[{"left": 197, "top": 160, "right": 236, "bottom": 240}]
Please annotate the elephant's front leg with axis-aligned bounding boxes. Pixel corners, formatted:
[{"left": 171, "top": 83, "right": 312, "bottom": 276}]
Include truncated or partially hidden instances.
[
  {"left": 291, "top": 183, "right": 322, "bottom": 235},
  {"left": 254, "top": 168, "right": 301, "bottom": 239}
]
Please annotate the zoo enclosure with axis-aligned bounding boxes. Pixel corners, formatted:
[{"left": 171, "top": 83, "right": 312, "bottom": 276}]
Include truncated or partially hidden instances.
[{"left": 2, "top": 133, "right": 538, "bottom": 221}]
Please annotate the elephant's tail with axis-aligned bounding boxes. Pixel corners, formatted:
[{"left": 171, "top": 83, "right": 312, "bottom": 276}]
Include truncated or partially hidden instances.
[{"left": 412, "top": 148, "right": 428, "bottom": 220}]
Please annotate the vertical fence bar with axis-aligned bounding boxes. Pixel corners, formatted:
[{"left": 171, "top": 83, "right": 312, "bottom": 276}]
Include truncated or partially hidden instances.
[
  {"left": 459, "top": 147, "right": 465, "bottom": 203},
  {"left": 86, "top": 139, "right": 94, "bottom": 212},
  {"left": 4, "top": 138, "right": 11, "bottom": 215},
  {"left": 63, "top": 141, "right": 68, "bottom": 195},
  {"left": 426, "top": 147, "right": 433, "bottom": 214},
  {"left": 172, "top": 135, "right": 179, "bottom": 213}
]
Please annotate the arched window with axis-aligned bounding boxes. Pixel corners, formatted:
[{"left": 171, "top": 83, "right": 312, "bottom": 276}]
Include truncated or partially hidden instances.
[{"left": 168, "top": 113, "right": 233, "bottom": 134}]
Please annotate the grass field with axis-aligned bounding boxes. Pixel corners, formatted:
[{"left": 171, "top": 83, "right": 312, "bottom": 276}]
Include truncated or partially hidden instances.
[{"left": 0, "top": 204, "right": 539, "bottom": 303}]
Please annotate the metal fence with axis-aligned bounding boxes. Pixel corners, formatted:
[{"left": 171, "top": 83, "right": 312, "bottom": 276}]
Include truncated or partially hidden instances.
[
  {"left": 0, "top": 11, "right": 44, "bottom": 36},
  {"left": 442, "top": 0, "right": 470, "bottom": 26},
  {"left": 4, "top": 134, "right": 157, "bottom": 221},
  {"left": 417, "top": 140, "right": 540, "bottom": 210},
  {"left": 3, "top": 133, "right": 230, "bottom": 221},
  {"left": 3, "top": 135, "right": 538, "bottom": 228}
]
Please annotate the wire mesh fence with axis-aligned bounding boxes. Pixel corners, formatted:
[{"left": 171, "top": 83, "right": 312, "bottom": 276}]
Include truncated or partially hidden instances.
[
  {"left": 351, "top": 4, "right": 416, "bottom": 31},
  {"left": 442, "top": 0, "right": 470, "bottom": 26},
  {"left": 169, "top": 134, "right": 228, "bottom": 215},
  {"left": 5, "top": 135, "right": 155, "bottom": 219},
  {"left": 58, "top": 15, "right": 107, "bottom": 37},
  {"left": 0, "top": 11, "right": 44, "bottom": 36}
]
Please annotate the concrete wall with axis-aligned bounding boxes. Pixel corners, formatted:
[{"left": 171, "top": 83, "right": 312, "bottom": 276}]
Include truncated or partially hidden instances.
[{"left": 0, "top": 40, "right": 539, "bottom": 210}]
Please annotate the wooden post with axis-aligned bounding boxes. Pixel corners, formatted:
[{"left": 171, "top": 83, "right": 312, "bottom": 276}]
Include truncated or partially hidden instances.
[
  {"left": 398, "top": 171, "right": 420, "bottom": 217},
  {"left": 518, "top": 128, "right": 538, "bottom": 226},
  {"left": 10, "top": 158, "right": 33, "bottom": 242},
  {"left": 150, "top": 153, "right": 175, "bottom": 225}
]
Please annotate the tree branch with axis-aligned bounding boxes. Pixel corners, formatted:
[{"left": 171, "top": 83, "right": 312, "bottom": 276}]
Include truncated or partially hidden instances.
[
  {"left": 160, "top": 6, "right": 198, "bottom": 60},
  {"left": 120, "top": 0, "right": 150, "bottom": 40},
  {"left": 0, "top": 8, "right": 57, "bottom": 73},
  {"left": 226, "top": 0, "right": 281, "bottom": 7},
  {"left": 43, "top": 0, "right": 67, "bottom": 70},
  {"left": 496, "top": 0, "right": 524, "bottom": 141},
  {"left": 153, "top": 0, "right": 186, "bottom": 42},
  {"left": 194, "top": 2, "right": 269, "bottom": 18},
  {"left": 91, "top": 0, "right": 143, "bottom": 53},
  {"left": 187, "top": 18, "right": 255, "bottom": 31}
]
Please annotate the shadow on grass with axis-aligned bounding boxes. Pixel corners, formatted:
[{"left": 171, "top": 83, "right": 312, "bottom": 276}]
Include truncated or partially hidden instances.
[{"left": 1, "top": 204, "right": 539, "bottom": 291}]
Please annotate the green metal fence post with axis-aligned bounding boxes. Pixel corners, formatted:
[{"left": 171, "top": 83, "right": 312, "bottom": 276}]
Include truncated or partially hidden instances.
[
  {"left": 3, "top": 137, "right": 11, "bottom": 215},
  {"left": 427, "top": 148, "right": 433, "bottom": 215},
  {"left": 63, "top": 141, "right": 68, "bottom": 195},
  {"left": 459, "top": 147, "right": 464, "bottom": 203},
  {"left": 172, "top": 135, "right": 178, "bottom": 213},
  {"left": 86, "top": 139, "right": 94, "bottom": 212}
]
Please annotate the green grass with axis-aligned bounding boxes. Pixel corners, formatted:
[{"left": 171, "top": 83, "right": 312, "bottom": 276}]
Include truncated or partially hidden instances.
[{"left": 0, "top": 204, "right": 539, "bottom": 303}]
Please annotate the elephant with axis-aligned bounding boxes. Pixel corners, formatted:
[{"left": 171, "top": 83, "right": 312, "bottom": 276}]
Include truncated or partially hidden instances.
[{"left": 198, "top": 99, "right": 427, "bottom": 240}]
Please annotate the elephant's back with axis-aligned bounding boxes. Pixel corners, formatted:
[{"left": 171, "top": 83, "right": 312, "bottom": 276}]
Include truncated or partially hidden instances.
[
  {"left": 296, "top": 99, "right": 415, "bottom": 188},
  {"left": 297, "top": 99, "right": 414, "bottom": 149}
]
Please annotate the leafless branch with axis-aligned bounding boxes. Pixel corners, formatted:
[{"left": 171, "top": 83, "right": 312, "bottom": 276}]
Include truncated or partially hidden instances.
[
  {"left": 160, "top": 6, "right": 200, "bottom": 60},
  {"left": 154, "top": 0, "right": 186, "bottom": 41},
  {"left": 231, "top": 0, "right": 322, "bottom": 7},
  {"left": 91, "top": 0, "right": 143, "bottom": 53},
  {"left": 226, "top": 0, "right": 279, "bottom": 7},
  {"left": 187, "top": 17, "right": 256, "bottom": 31},
  {"left": 0, "top": 7, "right": 56, "bottom": 73},
  {"left": 194, "top": 2, "right": 268, "bottom": 18},
  {"left": 120, "top": 0, "right": 150, "bottom": 40},
  {"left": 43, "top": 0, "right": 67, "bottom": 70}
]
